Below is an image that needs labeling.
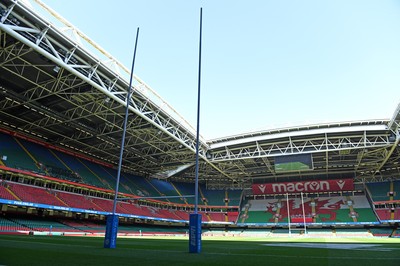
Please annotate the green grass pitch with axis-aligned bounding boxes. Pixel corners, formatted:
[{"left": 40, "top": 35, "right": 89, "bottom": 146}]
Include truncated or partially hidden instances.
[{"left": 1, "top": 235, "right": 400, "bottom": 266}]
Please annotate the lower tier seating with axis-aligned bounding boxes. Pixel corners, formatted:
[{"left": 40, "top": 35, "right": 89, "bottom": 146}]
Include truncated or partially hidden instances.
[{"left": 241, "top": 195, "right": 377, "bottom": 224}]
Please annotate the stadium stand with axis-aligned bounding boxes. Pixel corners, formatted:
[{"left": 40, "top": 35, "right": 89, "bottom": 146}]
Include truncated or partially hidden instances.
[
  {"left": 334, "top": 228, "right": 372, "bottom": 237},
  {"left": 0, "top": 213, "right": 191, "bottom": 236},
  {"left": 0, "top": 134, "right": 38, "bottom": 172},
  {"left": 7, "top": 183, "right": 66, "bottom": 207},
  {"left": 170, "top": 182, "right": 195, "bottom": 205},
  {"left": 1, "top": 0, "right": 400, "bottom": 243},
  {"left": 369, "top": 227, "right": 395, "bottom": 237},
  {"left": 200, "top": 188, "right": 224, "bottom": 206},
  {"left": 0, "top": 181, "right": 18, "bottom": 200},
  {"left": 51, "top": 150, "right": 109, "bottom": 189},
  {"left": 375, "top": 208, "right": 400, "bottom": 221},
  {"left": 77, "top": 160, "right": 130, "bottom": 194},
  {"left": 129, "top": 176, "right": 163, "bottom": 199},
  {"left": 55, "top": 190, "right": 99, "bottom": 210},
  {"left": 375, "top": 209, "right": 391, "bottom": 221},
  {"left": 0, "top": 130, "right": 237, "bottom": 205},
  {"left": 225, "top": 190, "right": 242, "bottom": 206},
  {"left": 366, "top": 182, "right": 391, "bottom": 202},
  {"left": 9, "top": 217, "right": 75, "bottom": 233},
  {"left": 227, "top": 211, "right": 239, "bottom": 223},
  {"left": 241, "top": 194, "right": 378, "bottom": 224},
  {"left": 365, "top": 180, "right": 400, "bottom": 222},
  {"left": 0, "top": 216, "right": 28, "bottom": 232},
  {"left": 0, "top": 179, "right": 234, "bottom": 222},
  {"left": 2, "top": 128, "right": 399, "bottom": 234},
  {"left": 148, "top": 178, "right": 183, "bottom": 204},
  {"left": 305, "top": 228, "right": 334, "bottom": 237},
  {"left": 204, "top": 212, "right": 225, "bottom": 222},
  {"left": 16, "top": 139, "right": 71, "bottom": 179},
  {"left": 394, "top": 180, "right": 400, "bottom": 200}
]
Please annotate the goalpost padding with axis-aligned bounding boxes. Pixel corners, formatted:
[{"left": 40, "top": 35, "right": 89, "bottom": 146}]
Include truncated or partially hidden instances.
[
  {"left": 189, "top": 213, "right": 202, "bottom": 253},
  {"left": 104, "top": 214, "right": 119, "bottom": 249}
]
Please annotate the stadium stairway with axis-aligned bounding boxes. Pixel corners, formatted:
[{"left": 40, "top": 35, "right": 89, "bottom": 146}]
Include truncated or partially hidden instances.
[
  {"left": 311, "top": 198, "right": 317, "bottom": 223},
  {"left": 0, "top": 184, "right": 21, "bottom": 201},
  {"left": 240, "top": 202, "right": 250, "bottom": 223},
  {"left": 51, "top": 150, "right": 105, "bottom": 188},
  {"left": 146, "top": 178, "right": 169, "bottom": 202},
  {"left": 375, "top": 209, "right": 390, "bottom": 221},
  {"left": 90, "top": 198, "right": 110, "bottom": 212},
  {"left": 13, "top": 138, "right": 42, "bottom": 172},
  {"left": 366, "top": 181, "right": 391, "bottom": 201},
  {"left": 198, "top": 187, "right": 213, "bottom": 221},
  {"left": 120, "top": 173, "right": 152, "bottom": 198},
  {"left": 55, "top": 191, "right": 99, "bottom": 210},
  {"left": 199, "top": 186, "right": 208, "bottom": 207},
  {"left": 225, "top": 191, "right": 229, "bottom": 208},
  {"left": 349, "top": 196, "right": 377, "bottom": 223},
  {"left": 79, "top": 160, "right": 133, "bottom": 195},
  {"left": 390, "top": 181, "right": 394, "bottom": 201},
  {"left": 110, "top": 174, "right": 136, "bottom": 195},
  {"left": 54, "top": 194, "right": 69, "bottom": 207},
  {"left": 227, "top": 211, "right": 239, "bottom": 223},
  {"left": 202, "top": 188, "right": 229, "bottom": 206},
  {"left": 18, "top": 139, "right": 65, "bottom": 177},
  {"left": 0, "top": 134, "right": 38, "bottom": 171},
  {"left": 97, "top": 166, "right": 135, "bottom": 195},
  {"left": 369, "top": 227, "right": 395, "bottom": 237},
  {"left": 346, "top": 196, "right": 358, "bottom": 222},
  {"left": 170, "top": 182, "right": 189, "bottom": 205},
  {"left": 225, "top": 190, "right": 229, "bottom": 222},
  {"left": 171, "top": 210, "right": 186, "bottom": 220},
  {"left": 47, "top": 149, "right": 80, "bottom": 181},
  {"left": 7, "top": 183, "right": 66, "bottom": 207},
  {"left": 171, "top": 182, "right": 196, "bottom": 205},
  {"left": 274, "top": 199, "right": 282, "bottom": 223},
  {"left": 394, "top": 181, "right": 400, "bottom": 200},
  {"left": 76, "top": 158, "right": 113, "bottom": 190},
  {"left": 148, "top": 179, "right": 183, "bottom": 204}
]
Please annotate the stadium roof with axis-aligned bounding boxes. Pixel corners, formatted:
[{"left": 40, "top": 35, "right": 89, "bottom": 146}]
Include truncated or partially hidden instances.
[{"left": 0, "top": 0, "right": 399, "bottom": 189}]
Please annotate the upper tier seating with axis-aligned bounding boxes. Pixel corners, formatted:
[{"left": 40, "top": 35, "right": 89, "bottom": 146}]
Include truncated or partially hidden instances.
[
  {"left": 0, "top": 133, "right": 38, "bottom": 171},
  {"left": 366, "top": 182, "right": 391, "bottom": 202}
]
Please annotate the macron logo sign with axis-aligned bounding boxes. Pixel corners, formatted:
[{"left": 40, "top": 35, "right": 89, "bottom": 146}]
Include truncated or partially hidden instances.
[
  {"left": 252, "top": 178, "right": 354, "bottom": 195},
  {"left": 336, "top": 179, "right": 346, "bottom": 190},
  {"left": 258, "top": 184, "right": 266, "bottom": 193},
  {"left": 271, "top": 181, "right": 329, "bottom": 193}
]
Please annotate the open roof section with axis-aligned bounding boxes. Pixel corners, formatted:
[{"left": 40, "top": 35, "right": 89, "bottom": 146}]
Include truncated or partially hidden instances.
[{"left": 0, "top": 0, "right": 399, "bottom": 189}]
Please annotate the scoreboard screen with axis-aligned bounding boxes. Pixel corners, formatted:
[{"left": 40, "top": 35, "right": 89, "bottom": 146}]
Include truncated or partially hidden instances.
[{"left": 274, "top": 154, "right": 313, "bottom": 173}]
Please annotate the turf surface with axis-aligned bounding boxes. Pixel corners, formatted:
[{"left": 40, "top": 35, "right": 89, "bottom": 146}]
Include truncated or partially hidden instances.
[{"left": 1, "top": 235, "right": 400, "bottom": 266}]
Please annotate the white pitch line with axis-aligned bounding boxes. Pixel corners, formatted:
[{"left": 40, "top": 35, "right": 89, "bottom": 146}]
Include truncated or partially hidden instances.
[{"left": 262, "top": 242, "right": 399, "bottom": 252}]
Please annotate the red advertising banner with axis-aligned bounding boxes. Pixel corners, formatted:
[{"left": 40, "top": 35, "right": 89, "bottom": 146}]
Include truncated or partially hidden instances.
[
  {"left": 291, "top": 217, "right": 313, "bottom": 223},
  {"left": 252, "top": 178, "right": 354, "bottom": 195}
]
